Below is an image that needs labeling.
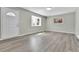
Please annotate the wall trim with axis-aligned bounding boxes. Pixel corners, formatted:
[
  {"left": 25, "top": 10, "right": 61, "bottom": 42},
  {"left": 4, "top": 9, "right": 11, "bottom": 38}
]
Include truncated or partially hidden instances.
[
  {"left": 0, "top": 31, "right": 45, "bottom": 40},
  {"left": 45, "top": 30, "right": 75, "bottom": 34},
  {"left": 75, "top": 34, "right": 79, "bottom": 39},
  {"left": 0, "top": 30, "right": 75, "bottom": 40}
]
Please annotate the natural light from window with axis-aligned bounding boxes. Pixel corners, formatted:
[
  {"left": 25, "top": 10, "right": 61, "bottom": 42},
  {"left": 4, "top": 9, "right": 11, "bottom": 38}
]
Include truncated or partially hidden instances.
[{"left": 31, "top": 15, "right": 41, "bottom": 26}]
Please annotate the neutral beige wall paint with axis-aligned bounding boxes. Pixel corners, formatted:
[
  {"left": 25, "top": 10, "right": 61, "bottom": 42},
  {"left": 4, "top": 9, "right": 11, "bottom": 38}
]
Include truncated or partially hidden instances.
[
  {"left": 17, "top": 8, "right": 46, "bottom": 35},
  {"left": 46, "top": 12, "right": 75, "bottom": 33}
]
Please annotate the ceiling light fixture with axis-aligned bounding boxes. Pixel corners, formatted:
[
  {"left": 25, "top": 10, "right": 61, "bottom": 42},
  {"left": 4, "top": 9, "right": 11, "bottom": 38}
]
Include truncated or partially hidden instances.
[{"left": 46, "top": 8, "right": 52, "bottom": 11}]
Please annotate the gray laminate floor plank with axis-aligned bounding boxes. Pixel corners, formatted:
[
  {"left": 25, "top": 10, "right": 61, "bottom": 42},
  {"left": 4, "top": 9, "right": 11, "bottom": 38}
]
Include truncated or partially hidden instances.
[{"left": 0, "top": 32, "right": 78, "bottom": 52}]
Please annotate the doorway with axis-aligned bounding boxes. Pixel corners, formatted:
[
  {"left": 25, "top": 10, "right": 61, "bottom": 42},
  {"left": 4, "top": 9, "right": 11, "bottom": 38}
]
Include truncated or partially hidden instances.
[{"left": 1, "top": 8, "right": 19, "bottom": 39}]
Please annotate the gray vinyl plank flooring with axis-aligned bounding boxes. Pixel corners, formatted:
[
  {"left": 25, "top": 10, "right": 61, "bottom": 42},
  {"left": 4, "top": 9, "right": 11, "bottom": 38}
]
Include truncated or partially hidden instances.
[{"left": 0, "top": 31, "right": 78, "bottom": 52}]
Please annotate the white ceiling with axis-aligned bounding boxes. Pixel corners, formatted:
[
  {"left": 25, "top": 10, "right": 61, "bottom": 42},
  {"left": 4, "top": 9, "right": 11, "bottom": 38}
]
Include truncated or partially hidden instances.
[{"left": 23, "top": 7, "right": 76, "bottom": 16}]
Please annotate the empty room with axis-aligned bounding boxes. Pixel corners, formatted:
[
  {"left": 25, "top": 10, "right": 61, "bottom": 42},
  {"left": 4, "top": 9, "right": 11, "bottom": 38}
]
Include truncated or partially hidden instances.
[{"left": 0, "top": 7, "right": 79, "bottom": 52}]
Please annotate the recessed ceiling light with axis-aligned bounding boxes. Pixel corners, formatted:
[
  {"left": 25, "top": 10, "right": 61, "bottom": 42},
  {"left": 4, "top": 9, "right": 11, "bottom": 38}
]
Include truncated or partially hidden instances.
[{"left": 46, "top": 8, "right": 52, "bottom": 10}]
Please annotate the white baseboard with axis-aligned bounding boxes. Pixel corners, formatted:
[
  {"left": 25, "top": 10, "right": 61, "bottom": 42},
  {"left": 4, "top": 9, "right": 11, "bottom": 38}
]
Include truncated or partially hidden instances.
[
  {"left": 0, "top": 34, "right": 31, "bottom": 40},
  {"left": 18, "top": 31, "right": 45, "bottom": 37},
  {"left": 0, "top": 30, "right": 75, "bottom": 40},
  {"left": 75, "top": 35, "right": 79, "bottom": 39},
  {"left": 45, "top": 30, "right": 75, "bottom": 34},
  {"left": 0, "top": 39, "right": 3, "bottom": 40},
  {"left": 0, "top": 31, "right": 45, "bottom": 40}
]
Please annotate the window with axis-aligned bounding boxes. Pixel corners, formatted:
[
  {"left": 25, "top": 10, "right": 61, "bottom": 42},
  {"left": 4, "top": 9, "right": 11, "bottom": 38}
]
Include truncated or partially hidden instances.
[{"left": 31, "top": 15, "right": 41, "bottom": 26}]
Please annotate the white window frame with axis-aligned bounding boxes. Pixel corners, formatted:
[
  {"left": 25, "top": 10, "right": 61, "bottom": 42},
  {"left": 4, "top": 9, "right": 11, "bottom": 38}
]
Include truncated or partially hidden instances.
[{"left": 31, "top": 15, "right": 41, "bottom": 26}]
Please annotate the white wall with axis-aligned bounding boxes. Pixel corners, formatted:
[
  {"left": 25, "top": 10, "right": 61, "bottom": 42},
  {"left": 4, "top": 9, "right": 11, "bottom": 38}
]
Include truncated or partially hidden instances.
[
  {"left": 0, "top": 7, "right": 1, "bottom": 39},
  {"left": 0, "top": 7, "right": 77, "bottom": 39},
  {"left": 19, "top": 9, "right": 46, "bottom": 35},
  {"left": 1, "top": 8, "right": 20, "bottom": 39},
  {"left": 75, "top": 8, "right": 79, "bottom": 39},
  {"left": 46, "top": 12, "right": 75, "bottom": 34},
  {"left": 10, "top": 8, "right": 47, "bottom": 36}
]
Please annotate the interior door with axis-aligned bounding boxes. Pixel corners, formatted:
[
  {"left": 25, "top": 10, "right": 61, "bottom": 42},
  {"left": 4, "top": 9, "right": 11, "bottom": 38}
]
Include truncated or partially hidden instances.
[{"left": 1, "top": 8, "right": 19, "bottom": 39}]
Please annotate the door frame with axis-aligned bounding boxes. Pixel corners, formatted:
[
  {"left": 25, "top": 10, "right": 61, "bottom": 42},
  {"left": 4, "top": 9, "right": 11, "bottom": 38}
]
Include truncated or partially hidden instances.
[{"left": 1, "top": 7, "right": 20, "bottom": 40}]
